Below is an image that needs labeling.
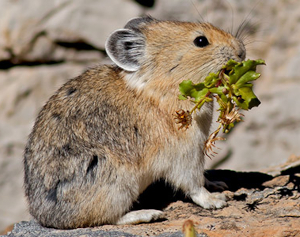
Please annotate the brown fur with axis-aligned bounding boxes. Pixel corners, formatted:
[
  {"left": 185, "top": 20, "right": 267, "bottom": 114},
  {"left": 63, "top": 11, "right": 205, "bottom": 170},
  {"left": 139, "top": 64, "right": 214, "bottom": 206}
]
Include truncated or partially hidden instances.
[{"left": 24, "top": 16, "right": 245, "bottom": 228}]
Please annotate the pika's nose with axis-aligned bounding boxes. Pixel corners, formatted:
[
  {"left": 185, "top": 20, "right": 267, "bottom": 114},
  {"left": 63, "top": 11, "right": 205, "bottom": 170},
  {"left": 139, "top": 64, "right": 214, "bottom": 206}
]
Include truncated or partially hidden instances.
[
  {"left": 230, "top": 38, "right": 246, "bottom": 62},
  {"left": 237, "top": 48, "right": 246, "bottom": 61},
  {"left": 236, "top": 41, "right": 246, "bottom": 61}
]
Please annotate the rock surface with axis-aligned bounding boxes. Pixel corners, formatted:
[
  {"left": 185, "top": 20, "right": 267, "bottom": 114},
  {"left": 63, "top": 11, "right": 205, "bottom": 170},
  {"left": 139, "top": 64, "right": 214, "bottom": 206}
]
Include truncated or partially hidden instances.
[
  {"left": 1, "top": 0, "right": 300, "bottom": 232},
  {"left": 2, "top": 157, "right": 300, "bottom": 237}
]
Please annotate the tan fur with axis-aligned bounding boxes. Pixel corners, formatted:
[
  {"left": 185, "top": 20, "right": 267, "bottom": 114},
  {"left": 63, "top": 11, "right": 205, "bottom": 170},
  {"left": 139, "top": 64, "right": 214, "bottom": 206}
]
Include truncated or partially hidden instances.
[{"left": 24, "top": 16, "right": 245, "bottom": 229}]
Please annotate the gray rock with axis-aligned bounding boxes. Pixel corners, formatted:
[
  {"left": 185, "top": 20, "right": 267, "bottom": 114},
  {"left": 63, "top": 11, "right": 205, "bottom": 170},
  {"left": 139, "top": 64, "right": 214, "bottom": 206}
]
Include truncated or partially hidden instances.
[
  {"left": 4, "top": 220, "right": 137, "bottom": 237},
  {"left": 0, "top": 0, "right": 142, "bottom": 62},
  {"left": 3, "top": 220, "right": 184, "bottom": 237}
]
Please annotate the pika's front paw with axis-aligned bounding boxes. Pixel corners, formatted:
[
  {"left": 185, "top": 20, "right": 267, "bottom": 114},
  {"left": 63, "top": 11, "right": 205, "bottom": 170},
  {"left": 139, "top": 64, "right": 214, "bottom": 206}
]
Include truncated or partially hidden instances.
[{"left": 191, "top": 187, "right": 227, "bottom": 209}]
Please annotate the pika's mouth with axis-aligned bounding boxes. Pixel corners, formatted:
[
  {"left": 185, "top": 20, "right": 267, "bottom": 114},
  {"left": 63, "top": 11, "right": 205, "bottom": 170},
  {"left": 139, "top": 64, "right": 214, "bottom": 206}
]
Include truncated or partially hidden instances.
[{"left": 217, "top": 60, "right": 233, "bottom": 76}]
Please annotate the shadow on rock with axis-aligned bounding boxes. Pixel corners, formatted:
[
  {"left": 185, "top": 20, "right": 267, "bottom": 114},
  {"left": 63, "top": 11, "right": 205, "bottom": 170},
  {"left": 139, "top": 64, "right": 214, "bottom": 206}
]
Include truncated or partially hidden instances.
[
  {"left": 205, "top": 169, "right": 273, "bottom": 192},
  {"left": 281, "top": 166, "right": 300, "bottom": 191}
]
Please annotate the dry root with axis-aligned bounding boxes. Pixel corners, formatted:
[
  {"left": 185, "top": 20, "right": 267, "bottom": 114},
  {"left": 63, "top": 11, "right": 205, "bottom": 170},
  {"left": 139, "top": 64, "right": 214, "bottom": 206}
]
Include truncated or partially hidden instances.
[{"left": 204, "top": 125, "right": 225, "bottom": 159}]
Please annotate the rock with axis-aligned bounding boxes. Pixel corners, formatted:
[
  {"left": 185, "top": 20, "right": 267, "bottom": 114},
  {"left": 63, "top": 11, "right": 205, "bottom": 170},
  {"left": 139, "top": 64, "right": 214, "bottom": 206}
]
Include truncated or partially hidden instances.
[
  {"left": 0, "top": 0, "right": 142, "bottom": 63},
  {"left": 4, "top": 220, "right": 186, "bottom": 237},
  {"left": 0, "top": 224, "right": 13, "bottom": 236},
  {"left": 261, "top": 154, "right": 300, "bottom": 176},
  {"left": 3, "top": 166, "right": 300, "bottom": 237},
  {"left": 262, "top": 175, "right": 290, "bottom": 188},
  {"left": 42, "top": 0, "right": 142, "bottom": 49}
]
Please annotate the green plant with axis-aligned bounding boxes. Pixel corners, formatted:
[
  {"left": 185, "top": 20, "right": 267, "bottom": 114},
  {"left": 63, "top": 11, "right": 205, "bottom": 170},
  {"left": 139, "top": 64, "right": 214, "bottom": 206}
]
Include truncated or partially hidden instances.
[{"left": 175, "top": 59, "right": 265, "bottom": 157}]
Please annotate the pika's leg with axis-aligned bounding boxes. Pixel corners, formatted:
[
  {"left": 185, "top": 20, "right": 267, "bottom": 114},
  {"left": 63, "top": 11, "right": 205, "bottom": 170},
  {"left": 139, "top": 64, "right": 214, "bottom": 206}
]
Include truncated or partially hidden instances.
[
  {"left": 166, "top": 155, "right": 227, "bottom": 209},
  {"left": 189, "top": 174, "right": 228, "bottom": 209},
  {"left": 190, "top": 186, "right": 227, "bottom": 209},
  {"left": 116, "top": 209, "right": 164, "bottom": 225},
  {"left": 171, "top": 175, "right": 227, "bottom": 209}
]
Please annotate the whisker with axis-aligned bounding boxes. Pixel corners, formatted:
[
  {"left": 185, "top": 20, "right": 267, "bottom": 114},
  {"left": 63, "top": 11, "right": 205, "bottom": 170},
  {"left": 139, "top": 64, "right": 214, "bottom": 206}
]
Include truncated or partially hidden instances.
[
  {"left": 190, "top": 0, "right": 205, "bottom": 23},
  {"left": 243, "top": 39, "right": 257, "bottom": 46},
  {"left": 222, "top": 0, "right": 235, "bottom": 35},
  {"left": 235, "top": 0, "right": 262, "bottom": 39},
  {"left": 238, "top": 19, "right": 262, "bottom": 42},
  {"left": 184, "top": 59, "right": 216, "bottom": 80}
]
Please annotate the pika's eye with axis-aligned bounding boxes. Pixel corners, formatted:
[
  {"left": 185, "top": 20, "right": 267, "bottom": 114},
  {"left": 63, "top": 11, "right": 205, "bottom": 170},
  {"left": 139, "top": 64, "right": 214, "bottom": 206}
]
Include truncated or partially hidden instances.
[{"left": 194, "top": 36, "right": 209, "bottom": 47}]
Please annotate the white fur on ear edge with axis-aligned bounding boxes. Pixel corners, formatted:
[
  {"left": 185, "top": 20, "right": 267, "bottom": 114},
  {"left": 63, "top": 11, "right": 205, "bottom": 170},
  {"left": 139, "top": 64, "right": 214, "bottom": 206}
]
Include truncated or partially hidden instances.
[{"left": 105, "top": 29, "right": 145, "bottom": 72}]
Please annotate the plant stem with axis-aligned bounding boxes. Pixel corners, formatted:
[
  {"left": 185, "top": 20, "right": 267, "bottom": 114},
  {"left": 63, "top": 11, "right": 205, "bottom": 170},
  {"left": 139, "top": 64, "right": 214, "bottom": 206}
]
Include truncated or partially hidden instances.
[{"left": 189, "top": 91, "right": 211, "bottom": 115}]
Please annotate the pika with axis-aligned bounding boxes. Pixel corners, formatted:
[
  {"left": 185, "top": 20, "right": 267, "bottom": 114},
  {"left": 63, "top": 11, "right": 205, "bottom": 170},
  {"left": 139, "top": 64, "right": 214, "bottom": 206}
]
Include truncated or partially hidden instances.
[{"left": 24, "top": 16, "right": 245, "bottom": 229}]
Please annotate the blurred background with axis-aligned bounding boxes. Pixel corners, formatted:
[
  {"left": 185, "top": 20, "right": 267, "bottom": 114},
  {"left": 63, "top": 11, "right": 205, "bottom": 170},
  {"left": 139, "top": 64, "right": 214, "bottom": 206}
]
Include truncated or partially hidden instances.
[{"left": 0, "top": 0, "right": 299, "bottom": 230}]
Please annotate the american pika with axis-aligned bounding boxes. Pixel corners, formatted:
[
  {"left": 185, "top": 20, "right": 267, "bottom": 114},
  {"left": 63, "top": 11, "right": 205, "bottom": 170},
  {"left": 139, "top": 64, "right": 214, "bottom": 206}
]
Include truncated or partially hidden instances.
[{"left": 24, "top": 16, "right": 245, "bottom": 229}]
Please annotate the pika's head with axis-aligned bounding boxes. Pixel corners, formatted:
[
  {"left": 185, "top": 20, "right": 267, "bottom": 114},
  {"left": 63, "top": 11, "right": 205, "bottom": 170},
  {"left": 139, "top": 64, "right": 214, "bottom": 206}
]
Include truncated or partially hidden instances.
[{"left": 106, "top": 16, "right": 245, "bottom": 90}]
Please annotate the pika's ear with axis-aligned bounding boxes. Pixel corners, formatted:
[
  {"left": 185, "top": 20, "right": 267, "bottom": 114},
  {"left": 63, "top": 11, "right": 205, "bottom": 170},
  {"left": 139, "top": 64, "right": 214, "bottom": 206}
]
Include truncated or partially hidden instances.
[
  {"left": 124, "top": 16, "right": 155, "bottom": 30},
  {"left": 105, "top": 29, "right": 146, "bottom": 72}
]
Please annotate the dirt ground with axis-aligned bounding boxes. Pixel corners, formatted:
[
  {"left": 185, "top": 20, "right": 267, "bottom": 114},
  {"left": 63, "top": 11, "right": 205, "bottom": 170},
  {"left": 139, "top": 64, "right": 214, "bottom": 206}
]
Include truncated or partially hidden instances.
[{"left": 4, "top": 156, "right": 299, "bottom": 237}]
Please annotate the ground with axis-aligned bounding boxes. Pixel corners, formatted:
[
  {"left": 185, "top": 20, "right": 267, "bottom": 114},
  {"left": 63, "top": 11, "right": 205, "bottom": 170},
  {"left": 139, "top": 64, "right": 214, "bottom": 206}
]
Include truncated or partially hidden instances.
[{"left": 3, "top": 156, "right": 300, "bottom": 237}]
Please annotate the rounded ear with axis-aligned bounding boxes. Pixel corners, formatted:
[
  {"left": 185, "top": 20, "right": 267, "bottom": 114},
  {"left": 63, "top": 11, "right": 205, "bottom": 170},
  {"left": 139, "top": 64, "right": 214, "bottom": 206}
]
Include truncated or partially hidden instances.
[
  {"left": 124, "top": 16, "right": 155, "bottom": 30},
  {"left": 105, "top": 29, "right": 146, "bottom": 72}
]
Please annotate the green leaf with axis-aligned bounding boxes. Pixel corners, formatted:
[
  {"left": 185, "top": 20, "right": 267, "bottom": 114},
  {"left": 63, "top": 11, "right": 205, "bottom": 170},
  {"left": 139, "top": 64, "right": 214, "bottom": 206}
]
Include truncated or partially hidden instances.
[
  {"left": 235, "top": 71, "right": 261, "bottom": 89},
  {"left": 234, "top": 86, "right": 261, "bottom": 110},
  {"left": 179, "top": 80, "right": 195, "bottom": 95},
  {"left": 204, "top": 72, "right": 219, "bottom": 88},
  {"left": 179, "top": 80, "right": 208, "bottom": 102},
  {"left": 228, "top": 59, "right": 265, "bottom": 84},
  {"left": 178, "top": 94, "right": 187, "bottom": 100},
  {"left": 208, "top": 86, "right": 228, "bottom": 102}
]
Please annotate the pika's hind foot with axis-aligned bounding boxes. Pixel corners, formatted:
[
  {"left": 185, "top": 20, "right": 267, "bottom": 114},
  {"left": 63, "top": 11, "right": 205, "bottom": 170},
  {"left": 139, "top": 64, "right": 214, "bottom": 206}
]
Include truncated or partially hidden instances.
[
  {"left": 116, "top": 209, "right": 165, "bottom": 225},
  {"left": 191, "top": 186, "right": 228, "bottom": 209}
]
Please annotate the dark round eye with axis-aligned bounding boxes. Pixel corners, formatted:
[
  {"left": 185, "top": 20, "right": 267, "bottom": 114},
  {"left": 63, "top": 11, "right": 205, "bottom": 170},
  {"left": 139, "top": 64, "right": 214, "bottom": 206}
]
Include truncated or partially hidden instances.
[{"left": 194, "top": 36, "right": 209, "bottom": 47}]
